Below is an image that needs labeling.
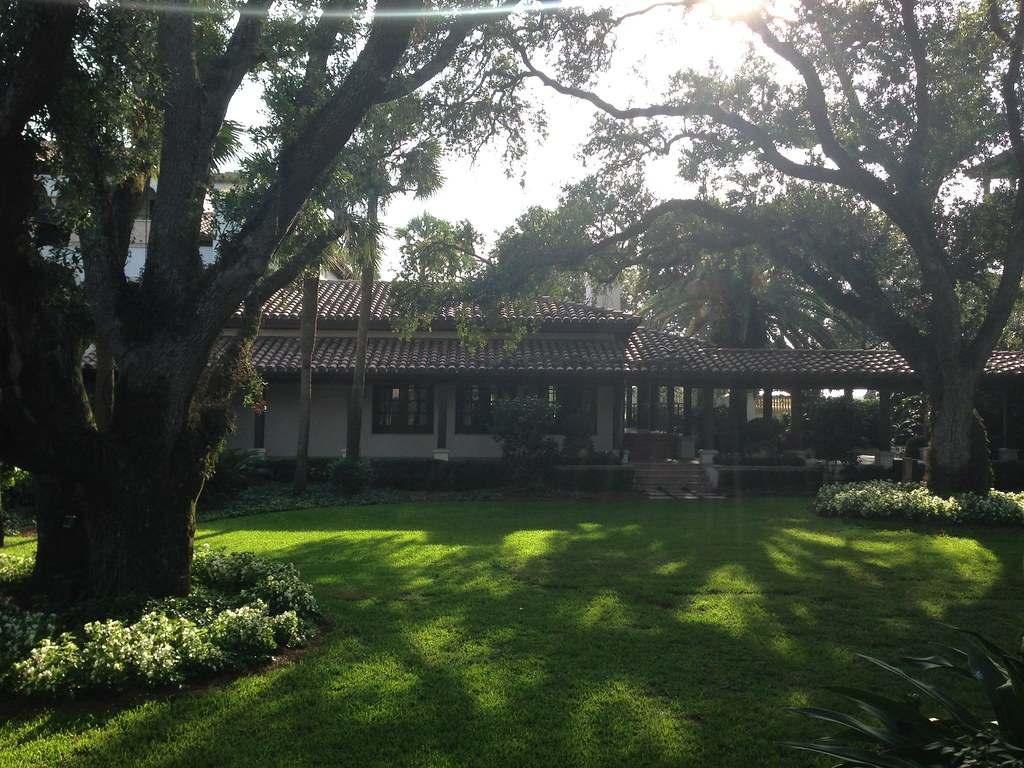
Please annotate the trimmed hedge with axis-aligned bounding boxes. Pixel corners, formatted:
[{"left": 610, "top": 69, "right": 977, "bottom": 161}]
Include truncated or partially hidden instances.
[
  {"left": 551, "top": 466, "right": 635, "bottom": 493},
  {"left": 263, "top": 457, "right": 333, "bottom": 483},
  {"left": 715, "top": 454, "right": 805, "bottom": 467},
  {"left": 714, "top": 466, "right": 824, "bottom": 496},
  {"left": 369, "top": 459, "right": 512, "bottom": 491}
]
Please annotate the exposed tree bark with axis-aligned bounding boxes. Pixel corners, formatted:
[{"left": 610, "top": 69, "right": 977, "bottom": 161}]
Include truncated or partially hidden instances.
[
  {"left": 924, "top": 366, "right": 992, "bottom": 496},
  {"left": 32, "top": 475, "right": 89, "bottom": 596}
]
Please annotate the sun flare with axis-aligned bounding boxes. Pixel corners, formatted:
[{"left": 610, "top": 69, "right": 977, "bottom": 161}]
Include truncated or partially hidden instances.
[{"left": 707, "top": 0, "right": 765, "bottom": 19}]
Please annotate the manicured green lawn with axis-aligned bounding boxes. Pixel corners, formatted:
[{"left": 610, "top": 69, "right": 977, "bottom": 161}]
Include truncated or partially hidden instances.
[{"left": 2, "top": 497, "right": 1023, "bottom": 767}]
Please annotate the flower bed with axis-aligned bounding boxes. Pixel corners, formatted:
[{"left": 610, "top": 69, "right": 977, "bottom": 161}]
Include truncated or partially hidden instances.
[
  {"left": 0, "top": 546, "right": 320, "bottom": 697},
  {"left": 815, "top": 480, "right": 1024, "bottom": 525}
]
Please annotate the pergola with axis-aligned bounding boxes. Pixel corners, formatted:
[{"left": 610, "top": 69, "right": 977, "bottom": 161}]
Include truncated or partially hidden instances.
[{"left": 623, "top": 341, "right": 1024, "bottom": 456}]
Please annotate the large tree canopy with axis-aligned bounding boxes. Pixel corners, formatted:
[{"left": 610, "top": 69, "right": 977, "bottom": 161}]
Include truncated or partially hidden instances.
[
  {"left": 484, "top": 0, "right": 1024, "bottom": 495},
  {"left": 0, "top": 0, "right": 586, "bottom": 598}
]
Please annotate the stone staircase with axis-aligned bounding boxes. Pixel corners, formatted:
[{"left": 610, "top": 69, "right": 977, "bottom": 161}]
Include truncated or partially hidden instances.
[{"left": 631, "top": 460, "right": 717, "bottom": 497}]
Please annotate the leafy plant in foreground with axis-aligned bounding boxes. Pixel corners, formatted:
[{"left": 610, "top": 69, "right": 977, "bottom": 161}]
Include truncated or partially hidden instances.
[
  {"left": 1, "top": 547, "right": 320, "bottom": 697},
  {"left": 785, "top": 626, "right": 1024, "bottom": 767}
]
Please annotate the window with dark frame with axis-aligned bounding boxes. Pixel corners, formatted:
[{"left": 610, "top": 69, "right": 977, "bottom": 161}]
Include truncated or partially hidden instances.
[
  {"left": 372, "top": 383, "right": 434, "bottom": 433},
  {"left": 454, "top": 383, "right": 597, "bottom": 435},
  {"left": 455, "top": 383, "right": 515, "bottom": 433},
  {"left": 557, "top": 384, "right": 597, "bottom": 434}
]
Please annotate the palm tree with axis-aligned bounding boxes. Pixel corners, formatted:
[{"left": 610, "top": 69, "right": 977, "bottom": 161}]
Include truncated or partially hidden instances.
[
  {"left": 294, "top": 239, "right": 352, "bottom": 493},
  {"left": 344, "top": 128, "right": 444, "bottom": 459},
  {"left": 639, "top": 247, "right": 853, "bottom": 349},
  {"left": 635, "top": 247, "right": 864, "bottom": 452},
  {"left": 283, "top": 101, "right": 444, "bottom": 480}
]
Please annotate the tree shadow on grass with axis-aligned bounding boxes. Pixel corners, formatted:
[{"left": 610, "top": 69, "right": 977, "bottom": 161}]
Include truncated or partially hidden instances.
[{"left": 4, "top": 498, "right": 1023, "bottom": 767}]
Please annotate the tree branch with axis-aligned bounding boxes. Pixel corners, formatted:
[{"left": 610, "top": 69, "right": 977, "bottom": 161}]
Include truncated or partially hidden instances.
[
  {"left": 378, "top": 0, "right": 521, "bottom": 104},
  {"left": 899, "top": 0, "right": 932, "bottom": 190},
  {"left": 0, "top": 0, "right": 81, "bottom": 140},
  {"left": 511, "top": 38, "right": 848, "bottom": 188},
  {"left": 614, "top": 0, "right": 695, "bottom": 25},
  {"left": 206, "top": 0, "right": 428, "bottom": 319},
  {"left": 202, "top": 0, "right": 272, "bottom": 122}
]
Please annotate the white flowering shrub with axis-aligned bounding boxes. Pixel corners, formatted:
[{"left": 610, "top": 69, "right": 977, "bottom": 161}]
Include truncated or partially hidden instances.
[
  {"left": 193, "top": 547, "right": 320, "bottom": 620},
  {"left": 816, "top": 481, "right": 1024, "bottom": 525},
  {"left": 208, "top": 601, "right": 278, "bottom": 663},
  {"left": 2, "top": 547, "right": 320, "bottom": 698},
  {"left": 11, "top": 634, "right": 83, "bottom": 696},
  {"left": 0, "top": 604, "right": 56, "bottom": 683},
  {"left": 125, "top": 613, "right": 223, "bottom": 685},
  {"left": 0, "top": 551, "right": 33, "bottom": 583}
]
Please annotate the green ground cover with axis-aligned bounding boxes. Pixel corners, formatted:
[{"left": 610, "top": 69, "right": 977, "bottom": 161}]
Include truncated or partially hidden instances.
[{"left": 2, "top": 497, "right": 1022, "bottom": 767}]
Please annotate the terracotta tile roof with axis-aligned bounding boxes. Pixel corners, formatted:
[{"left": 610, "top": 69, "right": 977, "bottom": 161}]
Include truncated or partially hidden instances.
[
  {"left": 241, "top": 331, "right": 1024, "bottom": 387},
  {"left": 694, "top": 348, "right": 915, "bottom": 387},
  {"left": 249, "top": 280, "right": 641, "bottom": 331},
  {"left": 248, "top": 335, "right": 638, "bottom": 378}
]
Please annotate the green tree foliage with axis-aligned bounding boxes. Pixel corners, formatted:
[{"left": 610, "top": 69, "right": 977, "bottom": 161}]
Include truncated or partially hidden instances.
[
  {"left": 490, "top": 0, "right": 1024, "bottom": 496},
  {"left": 0, "top": 0, "right": 579, "bottom": 598},
  {"left": 389, "top": 214, "right": 483, "bottom": 339},
  {"left": 489, "top": 396, "right": 560, "bottom": 482}
]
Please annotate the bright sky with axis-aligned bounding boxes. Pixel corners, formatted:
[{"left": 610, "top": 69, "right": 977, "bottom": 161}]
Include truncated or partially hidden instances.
[{"left": 226, "top": 0, "right": 761, "bottom": 274}]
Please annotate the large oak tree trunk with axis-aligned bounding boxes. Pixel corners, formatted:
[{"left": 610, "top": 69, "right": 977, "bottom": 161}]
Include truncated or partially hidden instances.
[
  {"left": 925, "top": 367, "right": 992, "bottom": 497},
  {"left": 32, "top": 476, "right": 89, "bottom": 595},
  {"left": 85, "top": 464, "right": 197, "bottom": 598}
]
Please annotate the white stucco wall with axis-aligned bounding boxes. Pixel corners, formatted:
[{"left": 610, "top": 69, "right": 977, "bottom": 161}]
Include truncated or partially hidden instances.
[
  {"left": 225, "top": 379, "right": 621, "bottom": 459},
  {"left": 226, "top": 395, "right": 255, "bottom": 451}
]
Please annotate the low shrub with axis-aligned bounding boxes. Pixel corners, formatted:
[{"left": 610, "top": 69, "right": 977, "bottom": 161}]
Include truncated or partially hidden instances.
[
  {"left": 195, "top": 482, "right": 339, "bottom": 522},
  {"left": 0, "top": 551, "right": 34, "bottom": 584},
  {"left": 587, "top": 450, "right": 623, "bottom": 466},
  {"left": 0, "top": 464, "right": 33, "bottom": 508},
  {"left": 263, "top": 457, "right": 333, "bottom": 483},
  {"left": 715, "top": 454, "right": 806, "bottom": 467},
  {"left": 369, "top": 459, "right": 510, "bottom": 492},
  {"left": 0, "top": 603, "right": 55, "bottom": 675},
  {"left": 815, "top": 480, "right": 1024, "bottom": 525},
  {"left": 490, "top": 396, "right": 560, "bottom": 482},
  {"left": 839, "top": 462, "right": 904, "bottom": 483},
  {"left": 1, "top": 546, "right": 320, "bottom": 698},
  {"left": 2, "top": 507, "right": 36, "bottom": 536},
  {"left": 328, "top": 456, "right": 376, "bottom": 496},
  {"left": 199, "top": 447, "right": 271, "bottom": 511},
  {"left": 742, "top": 416, "right": 784, "bottom": 456},
  {"left": 786, "top": 625, "right": 1024, "bottom": 767},
  {"left": 560, "top": 413, "right": 595, "bottom": 461}
]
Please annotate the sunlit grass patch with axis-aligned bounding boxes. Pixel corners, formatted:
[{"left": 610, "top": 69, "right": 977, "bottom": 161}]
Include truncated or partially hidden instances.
[{"left": 3, "top": 497, "right": 1023, "bottom": 768}]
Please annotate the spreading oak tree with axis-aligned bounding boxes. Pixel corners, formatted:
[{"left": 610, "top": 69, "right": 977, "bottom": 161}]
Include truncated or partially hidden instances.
[
  {"left": 492, "top": 0, "right": 1024, "bottom": 495},
  {"left": 0, "top": 0, "right": 581, "bottom": 597}
]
